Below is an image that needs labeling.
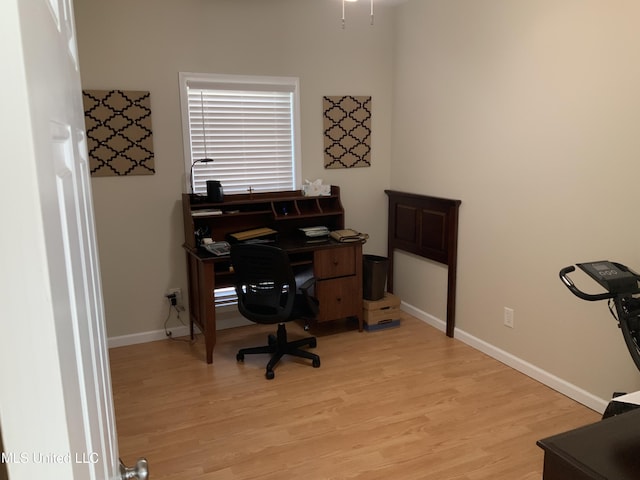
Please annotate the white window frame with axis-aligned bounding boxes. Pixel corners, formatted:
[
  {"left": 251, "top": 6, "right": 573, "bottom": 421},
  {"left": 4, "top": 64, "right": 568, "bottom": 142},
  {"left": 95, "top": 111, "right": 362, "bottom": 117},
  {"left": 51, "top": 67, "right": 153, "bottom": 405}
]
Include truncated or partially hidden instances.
[{"left": 178, "top": 72, "right": 302, "bottom": 195}]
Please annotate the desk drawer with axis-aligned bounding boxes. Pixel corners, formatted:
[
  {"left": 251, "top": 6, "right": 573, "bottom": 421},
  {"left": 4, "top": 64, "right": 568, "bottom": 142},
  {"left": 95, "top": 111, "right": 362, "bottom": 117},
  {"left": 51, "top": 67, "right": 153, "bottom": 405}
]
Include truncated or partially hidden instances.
[
  {"left": 316, "top": 276, "right": 360, "bottom": 322},
  {"left": 314, "top": 246, "right": 356, "bottom": 279}
]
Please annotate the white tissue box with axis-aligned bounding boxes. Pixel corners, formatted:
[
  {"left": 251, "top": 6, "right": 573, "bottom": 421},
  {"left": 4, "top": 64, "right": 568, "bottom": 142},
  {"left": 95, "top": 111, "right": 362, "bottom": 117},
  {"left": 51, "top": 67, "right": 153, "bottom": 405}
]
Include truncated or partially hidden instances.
[{"left": 302, "top": 180, "right": 331, "bottom": 196}]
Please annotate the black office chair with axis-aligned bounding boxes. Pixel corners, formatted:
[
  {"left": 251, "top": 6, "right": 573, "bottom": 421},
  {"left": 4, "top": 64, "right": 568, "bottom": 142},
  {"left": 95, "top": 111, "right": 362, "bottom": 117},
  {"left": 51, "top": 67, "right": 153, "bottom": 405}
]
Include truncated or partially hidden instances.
[{"left": 230, "top": 243, "right": 321, "bottom": 379}]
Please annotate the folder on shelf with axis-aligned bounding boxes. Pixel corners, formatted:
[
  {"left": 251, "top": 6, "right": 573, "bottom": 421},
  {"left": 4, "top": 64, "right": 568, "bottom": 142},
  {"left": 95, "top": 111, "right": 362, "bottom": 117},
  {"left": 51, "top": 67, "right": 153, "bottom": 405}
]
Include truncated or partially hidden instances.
[{"left": 191, "top": 208, "right": 223, "bottom": 217}]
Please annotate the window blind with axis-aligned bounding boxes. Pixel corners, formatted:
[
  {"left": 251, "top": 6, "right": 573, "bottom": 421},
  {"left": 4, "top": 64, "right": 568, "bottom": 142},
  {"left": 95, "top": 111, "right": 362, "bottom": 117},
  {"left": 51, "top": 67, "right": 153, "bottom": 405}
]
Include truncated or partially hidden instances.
[{"left": 187, "top": 86, "right": 297, "bottom": 195}]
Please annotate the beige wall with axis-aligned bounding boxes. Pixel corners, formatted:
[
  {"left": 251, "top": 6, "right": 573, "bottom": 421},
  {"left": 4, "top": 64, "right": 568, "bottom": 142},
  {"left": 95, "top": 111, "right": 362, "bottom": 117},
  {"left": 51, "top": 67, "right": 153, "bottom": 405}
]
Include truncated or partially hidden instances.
[
  {"left": 74, "top": 0, "right": 394, "bottom": 338},
  {"left": 392, "top": 0, "right": 640, "bottom": 401}
]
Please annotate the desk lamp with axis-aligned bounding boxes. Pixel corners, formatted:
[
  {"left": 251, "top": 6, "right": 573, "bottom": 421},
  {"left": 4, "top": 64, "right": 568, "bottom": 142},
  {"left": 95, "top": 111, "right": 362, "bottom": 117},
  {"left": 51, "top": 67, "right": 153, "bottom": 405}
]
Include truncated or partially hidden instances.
[{"left": 190, "top": 90, "right": 216, "bottom": 194}]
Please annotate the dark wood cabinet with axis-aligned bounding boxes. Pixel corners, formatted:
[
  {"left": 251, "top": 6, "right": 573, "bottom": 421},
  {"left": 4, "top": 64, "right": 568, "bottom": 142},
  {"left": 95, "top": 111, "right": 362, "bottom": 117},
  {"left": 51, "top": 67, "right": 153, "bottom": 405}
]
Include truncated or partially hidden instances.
[
  {"left": 537, "top": 409, "right": 640, "bottom": 479},
  {"left": 314, "top": 245, "right": 362, "bottom": 322}
]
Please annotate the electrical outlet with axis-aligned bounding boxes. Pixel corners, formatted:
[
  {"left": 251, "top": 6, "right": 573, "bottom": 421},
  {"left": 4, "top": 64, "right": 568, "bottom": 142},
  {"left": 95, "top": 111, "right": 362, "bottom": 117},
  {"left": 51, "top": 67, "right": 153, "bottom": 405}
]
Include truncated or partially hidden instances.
[
  {"left": 504, "top": 307, "right": 514, "bottom": 328},
  {"left": 167, "top": 288, "right": 183, "bottom": 308}
]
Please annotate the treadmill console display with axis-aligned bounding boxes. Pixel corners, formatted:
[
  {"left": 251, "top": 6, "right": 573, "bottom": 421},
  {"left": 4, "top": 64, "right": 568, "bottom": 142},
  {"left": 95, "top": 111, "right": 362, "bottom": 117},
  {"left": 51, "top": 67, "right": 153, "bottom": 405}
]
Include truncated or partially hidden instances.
[{"left": 577, "top": 261, "right": 639, "bottom": 294}]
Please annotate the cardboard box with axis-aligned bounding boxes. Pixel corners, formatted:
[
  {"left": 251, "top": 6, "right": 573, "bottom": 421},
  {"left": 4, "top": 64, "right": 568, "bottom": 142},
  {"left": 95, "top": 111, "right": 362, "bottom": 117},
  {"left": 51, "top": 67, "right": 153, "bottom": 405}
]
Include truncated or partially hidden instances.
[{"left": 363, "top": 293, "right": 401, "bottom": 331}]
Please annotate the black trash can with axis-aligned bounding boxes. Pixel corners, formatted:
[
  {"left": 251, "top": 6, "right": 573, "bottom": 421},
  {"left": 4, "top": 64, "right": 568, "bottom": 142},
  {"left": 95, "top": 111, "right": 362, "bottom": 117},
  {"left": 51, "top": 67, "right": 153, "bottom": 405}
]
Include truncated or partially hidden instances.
[{"left": 363, "top": 254, "right": 388, "bottom": 301}]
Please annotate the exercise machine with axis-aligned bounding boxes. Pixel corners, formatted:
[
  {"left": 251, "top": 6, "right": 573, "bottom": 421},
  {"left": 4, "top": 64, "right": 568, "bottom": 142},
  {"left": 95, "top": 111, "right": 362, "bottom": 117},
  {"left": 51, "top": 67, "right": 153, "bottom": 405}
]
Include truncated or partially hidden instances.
[
  {"left": 560, "top": 261, "right": 640, "bottom": 417},
  {"left": 560, "top": 261, "right": 640, "bottom": 372}
]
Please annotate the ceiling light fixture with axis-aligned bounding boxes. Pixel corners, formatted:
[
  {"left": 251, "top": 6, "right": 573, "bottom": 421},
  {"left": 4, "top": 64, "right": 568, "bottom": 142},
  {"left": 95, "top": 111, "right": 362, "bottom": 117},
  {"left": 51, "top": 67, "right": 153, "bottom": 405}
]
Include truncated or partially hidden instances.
[{"left": 342, "top": 0, "right": 374, "bottom": 29}]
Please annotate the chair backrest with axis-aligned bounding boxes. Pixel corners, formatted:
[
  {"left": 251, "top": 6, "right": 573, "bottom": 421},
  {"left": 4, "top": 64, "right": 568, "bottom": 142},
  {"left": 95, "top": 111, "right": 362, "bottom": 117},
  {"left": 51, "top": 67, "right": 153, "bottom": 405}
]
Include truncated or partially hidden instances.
[{"left": 230, "top": 244, "right": 296, "bottom": 324}]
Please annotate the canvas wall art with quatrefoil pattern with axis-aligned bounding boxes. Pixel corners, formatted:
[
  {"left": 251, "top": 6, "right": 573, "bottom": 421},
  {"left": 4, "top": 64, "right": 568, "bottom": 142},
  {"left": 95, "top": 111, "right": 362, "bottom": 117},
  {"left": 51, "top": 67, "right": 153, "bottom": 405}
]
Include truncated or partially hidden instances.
[
  {"left": 82, "top": 90, "right": 155, "bottom": 176},
  {"left": 323, "top": 96, "right": 372, "bottom": 169}
]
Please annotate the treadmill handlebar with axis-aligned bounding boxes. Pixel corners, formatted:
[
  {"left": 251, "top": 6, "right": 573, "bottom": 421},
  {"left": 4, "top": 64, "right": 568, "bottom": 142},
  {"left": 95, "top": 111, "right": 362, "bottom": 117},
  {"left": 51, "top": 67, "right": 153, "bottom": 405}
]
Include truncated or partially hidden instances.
[{"left": 559, "top": 265, "right": 616, "bottom": 301}]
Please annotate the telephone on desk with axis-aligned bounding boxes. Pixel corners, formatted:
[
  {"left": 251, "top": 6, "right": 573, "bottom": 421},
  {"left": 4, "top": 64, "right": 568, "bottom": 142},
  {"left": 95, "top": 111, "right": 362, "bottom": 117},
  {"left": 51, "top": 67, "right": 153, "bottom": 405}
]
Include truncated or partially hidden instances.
[{"left": 299, "top": 226, "right": 329, "bottom": 239}]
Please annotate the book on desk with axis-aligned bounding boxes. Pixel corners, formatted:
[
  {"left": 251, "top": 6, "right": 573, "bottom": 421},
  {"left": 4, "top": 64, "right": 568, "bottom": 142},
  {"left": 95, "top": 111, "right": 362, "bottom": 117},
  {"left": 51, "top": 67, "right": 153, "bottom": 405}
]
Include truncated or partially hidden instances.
[{"left": 227, "top": 227, "right": 278, "bottom": 243}]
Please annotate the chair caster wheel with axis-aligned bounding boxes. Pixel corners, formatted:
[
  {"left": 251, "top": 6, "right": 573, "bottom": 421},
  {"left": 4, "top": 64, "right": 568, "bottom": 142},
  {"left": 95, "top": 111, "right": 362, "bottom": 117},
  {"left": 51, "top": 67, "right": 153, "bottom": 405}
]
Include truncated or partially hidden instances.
[
  {"left": 309, "top": 338, "right": 317, "bottom": 348},
  {"left": 266, "top": 370, "right": 275, "bottom": 380},
  {"left": 236, "top": 353, "right": 244, "bottom": 362},
  {"left": 268, "top": 334, "right": 277, "bottom": 345},
  {"left": 312, "top": 358, "right": 321, "bottom": 368}
]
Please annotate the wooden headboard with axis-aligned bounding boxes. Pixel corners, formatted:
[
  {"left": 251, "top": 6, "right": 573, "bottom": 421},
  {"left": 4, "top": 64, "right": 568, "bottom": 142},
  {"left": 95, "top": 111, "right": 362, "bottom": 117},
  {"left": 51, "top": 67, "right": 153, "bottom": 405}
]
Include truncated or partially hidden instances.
[{"left": 385, "top": 190, "right": 462, "bottom": 337}]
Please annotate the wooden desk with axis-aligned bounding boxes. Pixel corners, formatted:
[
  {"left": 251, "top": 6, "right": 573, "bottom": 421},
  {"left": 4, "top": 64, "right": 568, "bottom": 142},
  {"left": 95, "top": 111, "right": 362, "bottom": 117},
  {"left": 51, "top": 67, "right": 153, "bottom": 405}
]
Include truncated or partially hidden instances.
[
  {"left": 182, "top": 187, "right": 363, "bottom": 363},
  {"left": 537, "top": 409, "right": 640, "bottom": 479}
]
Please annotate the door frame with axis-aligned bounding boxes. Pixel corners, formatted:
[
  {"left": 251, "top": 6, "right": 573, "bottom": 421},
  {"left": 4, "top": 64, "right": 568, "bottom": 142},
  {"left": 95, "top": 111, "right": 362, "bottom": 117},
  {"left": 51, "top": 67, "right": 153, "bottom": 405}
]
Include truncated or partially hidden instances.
[{"left": 0, "top": 0, "right": 120, "bottom": 479}]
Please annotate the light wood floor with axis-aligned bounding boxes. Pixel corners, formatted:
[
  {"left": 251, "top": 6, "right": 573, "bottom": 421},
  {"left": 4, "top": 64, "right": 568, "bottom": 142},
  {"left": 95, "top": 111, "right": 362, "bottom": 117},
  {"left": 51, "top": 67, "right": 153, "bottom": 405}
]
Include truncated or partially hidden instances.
[{"left": 109, "top": 313, "right": 599, "bottom": 480}]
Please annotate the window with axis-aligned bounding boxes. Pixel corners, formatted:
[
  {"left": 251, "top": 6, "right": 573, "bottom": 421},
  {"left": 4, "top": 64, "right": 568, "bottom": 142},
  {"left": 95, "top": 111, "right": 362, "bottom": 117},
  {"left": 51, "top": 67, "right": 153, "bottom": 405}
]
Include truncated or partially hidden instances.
[{"left": 179, "top": 72, "right": 302, "bottom": 195}]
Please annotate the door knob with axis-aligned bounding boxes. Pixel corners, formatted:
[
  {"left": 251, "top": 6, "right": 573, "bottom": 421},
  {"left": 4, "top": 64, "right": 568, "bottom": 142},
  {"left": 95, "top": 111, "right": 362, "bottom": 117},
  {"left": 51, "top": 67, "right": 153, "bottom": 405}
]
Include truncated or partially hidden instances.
[{"left": 120, "top": 458, "right": 149, "bottom": 480}]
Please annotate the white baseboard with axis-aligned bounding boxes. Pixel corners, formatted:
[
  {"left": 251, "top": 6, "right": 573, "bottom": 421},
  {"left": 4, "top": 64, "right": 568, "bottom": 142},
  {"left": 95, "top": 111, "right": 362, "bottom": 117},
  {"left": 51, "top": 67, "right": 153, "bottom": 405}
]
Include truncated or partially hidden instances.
[
  {"left": 400, "top": 301, "right": 609, "bottom": 414},
  {"left": 401, "top": 301, "right": 448, "bottom": 332},
  {"left": 108, "top": 325, "right": 192, "bottom": 348},
  {"left": 107, "top": 312, "right": 251, "bottom": 349}
]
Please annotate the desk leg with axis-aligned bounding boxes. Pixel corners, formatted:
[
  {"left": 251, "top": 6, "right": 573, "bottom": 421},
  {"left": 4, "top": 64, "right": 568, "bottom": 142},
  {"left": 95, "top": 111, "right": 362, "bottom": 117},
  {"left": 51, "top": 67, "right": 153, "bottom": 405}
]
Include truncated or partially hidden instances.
[
  {"left": 186, "top": 253, "right": 197, "bottom": 341},
  {"left": 197, "top": 260, "right": 217, "bottom": 364},
  {"left": 355, "top": 244, "right": 364, "bottom": 332}
]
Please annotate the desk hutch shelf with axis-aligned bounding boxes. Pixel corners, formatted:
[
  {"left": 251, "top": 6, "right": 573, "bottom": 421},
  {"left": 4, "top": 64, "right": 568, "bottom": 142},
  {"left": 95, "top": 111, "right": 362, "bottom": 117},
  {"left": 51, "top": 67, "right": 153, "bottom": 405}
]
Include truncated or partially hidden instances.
[{"left": 182, "top": 185, "right": 345, "bottom": 248}]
